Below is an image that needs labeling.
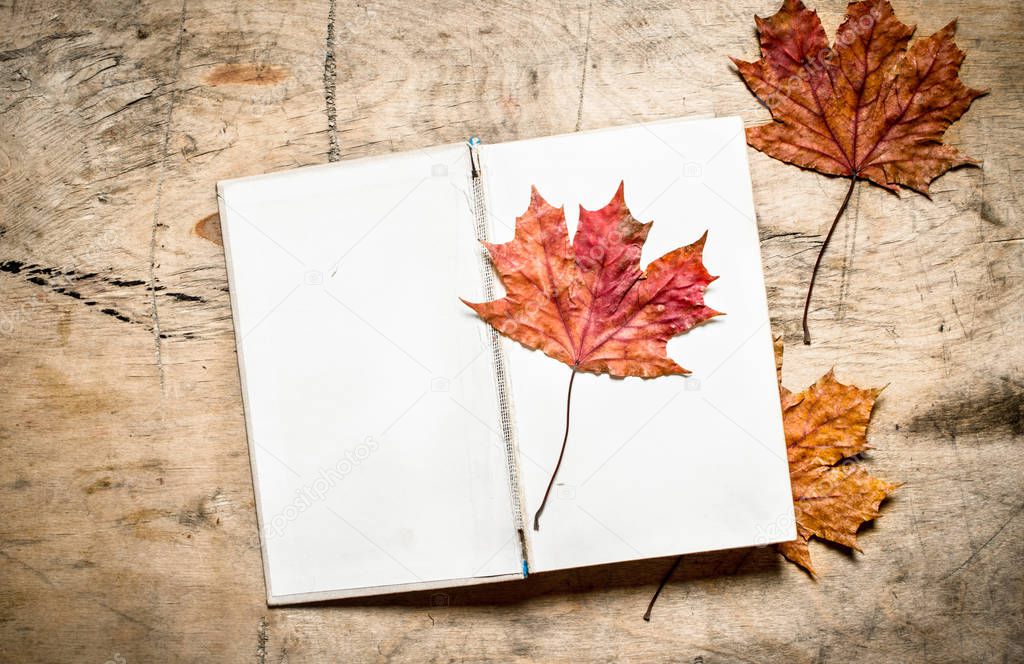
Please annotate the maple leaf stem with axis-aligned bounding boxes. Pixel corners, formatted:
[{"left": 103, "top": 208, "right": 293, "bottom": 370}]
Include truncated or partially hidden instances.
[
  {"left": 642, "top": 555, "right": 683, "bottom": 622},
  {"left": 802, "top": 176, "right": 858, "bottom": 345},
  {"left": 533, "top": 367, "right": 577, "bottom": 531}
]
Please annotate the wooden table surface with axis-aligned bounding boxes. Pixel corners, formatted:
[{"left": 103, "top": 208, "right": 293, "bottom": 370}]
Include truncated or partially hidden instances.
[{"left": 1, "top": 0, "right": 1021, "bottom": 661}]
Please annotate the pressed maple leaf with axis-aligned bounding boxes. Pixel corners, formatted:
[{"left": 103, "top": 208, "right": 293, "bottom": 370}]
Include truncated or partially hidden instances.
[
  {"left": 774, "top": 337, "right": 899, "bottom": 574},
  {"left": 732, "top": 0, "right": 985, "bottom": 343},
  {"left": 462, "top": 183, "right": 719, "bottom": 529},
  {"left": 463, "top": 183, "right": 719, "bottom": 378}
]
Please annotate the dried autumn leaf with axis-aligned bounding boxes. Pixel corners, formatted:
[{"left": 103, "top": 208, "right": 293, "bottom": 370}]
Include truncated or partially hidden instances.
[
  {"left": 734, "top": 0, "right": 983, "bottom": 192},
  {"left": 463, "top": 183, "right": 720, "bottom": 528},
  {"left": 774, "top": 338, "right": 899, "bottom": 574},
  {"left": 463, "top": 183, "right": 719, "bottom": 378},
  {"left": 732, "top": 0, "right": 985, "bottom": 343}
]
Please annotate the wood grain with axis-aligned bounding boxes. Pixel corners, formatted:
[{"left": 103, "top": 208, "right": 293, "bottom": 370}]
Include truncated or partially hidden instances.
[{"left": 1, "top": 0, "right": 1021, "bottom": 661}]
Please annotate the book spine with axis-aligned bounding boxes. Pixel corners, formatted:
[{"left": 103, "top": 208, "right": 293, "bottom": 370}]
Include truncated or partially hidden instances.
[{"left": 468, "top": 138, "right": 530, "bottom": 573}]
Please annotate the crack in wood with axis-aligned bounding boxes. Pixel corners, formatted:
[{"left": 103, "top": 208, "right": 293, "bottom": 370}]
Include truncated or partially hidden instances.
[
  {"left": 0, "top": 31, "right": 89, "bottom": 62},
  {"left": 0, "top": 260, "right": 207, "bottom": 336},
  {"left": 147, "top": 0, "right": 189, "bottom": 393},
  {"left": 574, "top": 0, "right": 593, "bottom": 132},
  {"left": 323, "top": 0, "right": 340, "bottom": 162}
]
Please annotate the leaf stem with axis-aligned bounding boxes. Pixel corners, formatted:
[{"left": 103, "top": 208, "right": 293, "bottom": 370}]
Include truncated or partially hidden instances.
[
  {"left": 533, "top": 367, "right": 577, "bottom": 531},
  {"left": 802, "top": 175, "right": 858, "bottom": 345},
  {"left": 643, "top": 555, "right": 683, "bottom": 621}
]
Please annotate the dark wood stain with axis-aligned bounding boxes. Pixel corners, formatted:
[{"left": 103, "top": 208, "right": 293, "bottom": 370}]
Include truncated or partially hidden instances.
[
  {"left": 163, "top": 291, "right": 204, "bottom": 303},
  {"left": 909, "top": 377, "right": 1024, "bottom": 439},
  {"left": 99, "top": 308, "right": 132, "bottom": 323},
  {"left": 177, "top": 489, "right": 223, "bottom": 530},
  {"left": 193, "top": 212, "right": 223, "bottom": 246},
  {"left": 84, "top": 476, "right": 125, "bottom": 494},
  {"left": 205, "top": 63, "right": 288, "bottom": 86},
  {"left": 116, "top": 508, "right": 172, "bottom": 541}
]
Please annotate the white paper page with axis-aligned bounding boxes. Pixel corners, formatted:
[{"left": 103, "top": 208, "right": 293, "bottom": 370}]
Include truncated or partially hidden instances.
[
  {"left": 479, "top": 117, "right": 795, "bottom": 573},
  {"left": 219, "top": 144, "right": 522, "bottom": 603}
]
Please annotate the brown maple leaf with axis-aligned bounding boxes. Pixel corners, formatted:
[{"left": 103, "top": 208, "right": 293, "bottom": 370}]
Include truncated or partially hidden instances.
[
  {"left": 463, "top": 183, "right": 719, "bottom": 529},
  {"left": 774, "top": 337, "right": 899, "bottom": 574},
  {"left": 732, "top": 0, "right": 985, "bottom": 343}
]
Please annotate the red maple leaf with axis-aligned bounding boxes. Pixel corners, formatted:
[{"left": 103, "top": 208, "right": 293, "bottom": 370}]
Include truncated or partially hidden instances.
[
  {"left": 731, "top": 0, "right": 985, "bottom": 343},
  {"left": 463, "top": 183, "right": 719, "bottom": 528}
]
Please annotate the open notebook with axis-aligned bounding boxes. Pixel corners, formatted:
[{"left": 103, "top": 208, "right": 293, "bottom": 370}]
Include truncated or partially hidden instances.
[{"left": 218, "top": 116, "right": 795, "bottom": 605}]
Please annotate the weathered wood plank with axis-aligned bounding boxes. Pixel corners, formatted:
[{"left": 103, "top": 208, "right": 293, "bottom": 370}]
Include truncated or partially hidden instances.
[{"left": 1, "top": 0, "right": 1021, "bottom": 661}]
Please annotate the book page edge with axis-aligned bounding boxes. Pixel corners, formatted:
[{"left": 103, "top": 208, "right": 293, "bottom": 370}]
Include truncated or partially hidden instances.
[{"left": 267, "top": 571, "right": 525, "bottom": 605}]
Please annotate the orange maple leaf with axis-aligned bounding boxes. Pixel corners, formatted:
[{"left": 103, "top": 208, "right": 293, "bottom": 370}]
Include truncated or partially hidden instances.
[
  {"left": 732, "top": 0, "right": 985, "bottom": 343},
  {"left": 463, "top": 183, "right": 719, "bottom": 528},
  {"left": 774, "top": 338, "right": 899, "bottom": 574}
]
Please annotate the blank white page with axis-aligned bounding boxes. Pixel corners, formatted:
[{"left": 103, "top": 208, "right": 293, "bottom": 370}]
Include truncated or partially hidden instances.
[
  {"left": 219, "top": 144, "right": 522, "bottom": 603},
  {"left": 479, "top": 117, "right": 795, "bottom": 573}
]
